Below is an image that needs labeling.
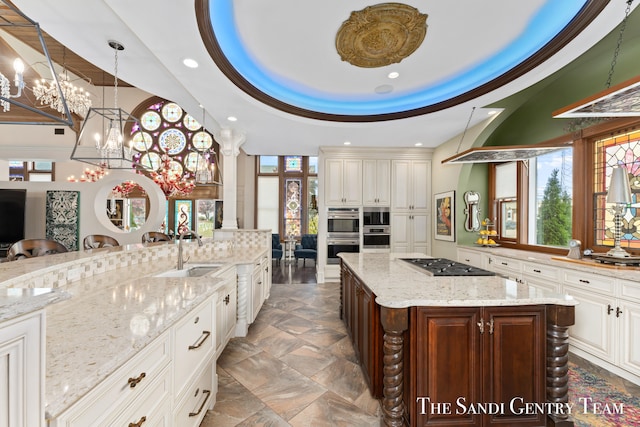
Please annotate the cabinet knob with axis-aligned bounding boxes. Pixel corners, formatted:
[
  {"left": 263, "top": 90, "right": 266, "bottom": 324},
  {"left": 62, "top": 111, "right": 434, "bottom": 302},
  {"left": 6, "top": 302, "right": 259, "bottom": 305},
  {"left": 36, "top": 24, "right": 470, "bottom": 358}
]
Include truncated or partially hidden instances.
[
  {"left": 487, "top": 318, "right": 494, "bottom": 334},
  {"left": 477, "top": 318, "right": 484, "bottom": 334}
]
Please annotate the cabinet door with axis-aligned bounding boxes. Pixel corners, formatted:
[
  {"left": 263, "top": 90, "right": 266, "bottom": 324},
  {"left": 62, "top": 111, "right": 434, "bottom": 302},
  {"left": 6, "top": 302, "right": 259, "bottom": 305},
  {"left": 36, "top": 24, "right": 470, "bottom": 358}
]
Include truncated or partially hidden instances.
[
  {"left": 343, "top": 159, "right": 362, "bottom": 205},
  {"left": 411, "top": 213, "right": 430, "bottom": 256},
  {"left": 391, "top": 160, "right": 411, "bottom": 210},
  {"left": 457, "top": 248, "right": 484, "bottom": 268},
  {"left": 483, "top": 306, "right": 546, "bottom": 426},
  {"left": 411, "top": 307, "right": 482, "bottom": 426},
  {"left": 410, "top": 160, "right": 430, "bottom": 211},
  {"left": 562, "top": 284, "right": 616, "bottom": 363},
  {"left": 619, "top": 300, "right": 640, "bottom": 377},
  {"left": 324, "top": 159, "right": 345, "bottom": 205},
  {"left": 363, "top": 160, "right": 390, "bottom": 205},
  {"left": 0, "top": 312, "right": 43, "bottom": 427},
  {"left": 390, "top": 213, "right": 410, "bottom": 253}
]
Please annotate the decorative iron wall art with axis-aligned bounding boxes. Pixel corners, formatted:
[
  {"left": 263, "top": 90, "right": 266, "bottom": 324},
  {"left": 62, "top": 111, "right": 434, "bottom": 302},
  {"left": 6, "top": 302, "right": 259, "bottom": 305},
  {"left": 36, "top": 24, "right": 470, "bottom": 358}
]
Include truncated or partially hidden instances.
[{"left": 46, "top": 190, "right": 80, "bottom": 250}]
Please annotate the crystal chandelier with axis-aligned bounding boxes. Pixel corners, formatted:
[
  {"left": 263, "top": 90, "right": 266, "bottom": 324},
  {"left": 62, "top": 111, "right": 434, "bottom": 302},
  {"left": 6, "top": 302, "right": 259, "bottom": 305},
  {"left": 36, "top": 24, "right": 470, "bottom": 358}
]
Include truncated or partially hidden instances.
[
  {"left": 67, "top": 165, "right": 108, "bottom": 182},
  {"left": 33, "top": 64, "right": 92, "bottom": 116},
  {"left": 150, "top": 154, "right": 196, "bottom": 198},
  {"left": 0, "top": 58, "right": 25, "bottom": 112}
]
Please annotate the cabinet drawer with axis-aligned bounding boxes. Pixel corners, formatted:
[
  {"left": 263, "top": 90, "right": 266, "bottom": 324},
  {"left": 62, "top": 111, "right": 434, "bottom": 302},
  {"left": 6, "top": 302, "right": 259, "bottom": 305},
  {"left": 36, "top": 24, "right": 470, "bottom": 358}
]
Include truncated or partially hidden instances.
[
  {"left": 457, "top": 249, "right": 483, "bottom": 268},
  {"left": 522, "top": 262, "right": 559, "bottom": 280},
  {"left": 619, "top": 279, "right": 640, "bottom": 303},
  {"left": 174, "top": 362, "right": 216, "bottom": 427},
  {"left": 174, "top": 298, "right": 215, "bottom": 397},
  {"left": 110, "top": 365, "right": 172, "bottom": 427},
  {"left": 487, "top": 255, "right": 521, "bottom": 273},
  {"left": 54, "top": 332, "right": 171, "bottom": 427},
  {"left": 563, "top": 270, "right": 614, "bottom": 294}
]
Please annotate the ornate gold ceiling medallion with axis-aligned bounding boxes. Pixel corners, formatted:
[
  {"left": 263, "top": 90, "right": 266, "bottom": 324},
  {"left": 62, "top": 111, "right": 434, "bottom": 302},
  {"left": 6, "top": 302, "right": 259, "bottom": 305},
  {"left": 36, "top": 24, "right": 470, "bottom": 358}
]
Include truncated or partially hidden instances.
[{"left": 335, "top": 3, "right": 427, "bottom": 68}]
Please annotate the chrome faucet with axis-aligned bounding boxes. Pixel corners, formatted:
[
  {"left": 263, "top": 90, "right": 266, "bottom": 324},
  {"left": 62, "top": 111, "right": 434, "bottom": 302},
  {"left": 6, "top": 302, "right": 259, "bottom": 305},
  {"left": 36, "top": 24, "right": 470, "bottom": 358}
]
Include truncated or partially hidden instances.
[{"left": 177, "top": 229, "right": 203, "bottom": 270}]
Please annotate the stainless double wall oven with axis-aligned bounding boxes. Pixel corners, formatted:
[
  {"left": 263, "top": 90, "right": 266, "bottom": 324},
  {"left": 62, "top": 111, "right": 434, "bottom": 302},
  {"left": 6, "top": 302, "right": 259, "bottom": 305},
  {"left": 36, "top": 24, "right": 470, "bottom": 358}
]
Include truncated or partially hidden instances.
[
  {"left": 363, "top": 207, "right": 390, "bottom": 249},
  {"left": 327, "top": 207, "right": 360, "bottom": 264}
]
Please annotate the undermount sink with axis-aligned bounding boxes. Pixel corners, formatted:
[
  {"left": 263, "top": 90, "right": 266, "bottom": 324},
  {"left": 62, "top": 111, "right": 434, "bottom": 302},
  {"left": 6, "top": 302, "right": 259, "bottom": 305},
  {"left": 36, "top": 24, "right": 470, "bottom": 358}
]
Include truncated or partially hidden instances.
[{"left": 154, "top": 264, "right": 223, "bottom": 278}]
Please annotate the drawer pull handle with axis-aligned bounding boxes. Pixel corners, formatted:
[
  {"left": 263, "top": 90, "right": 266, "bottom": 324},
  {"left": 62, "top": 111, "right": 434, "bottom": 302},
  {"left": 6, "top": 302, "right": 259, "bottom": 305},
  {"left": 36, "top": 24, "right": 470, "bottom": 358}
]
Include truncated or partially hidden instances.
[
  {"left": 616, "top": 307, "right": 623, "bottom": 318},
  {"left": 224, "top": 295, "right": 230, "bottom": 304},
  {"left": 477, "top": 318, "right": 484, "bottom": 334},
  {"left": 464, "top": 259, "right": 470, "bottom": 262},
  {"left": 607, "top": 304, "right": 614, "bottom": 315},
  {"left": 487, "top": 318, "right": 494, "bottom": 334},
  {"left": 188, "top": 389, "right": 212, "bottom": 417},
  {"left": 128, "top": 416, "right": 146, "bottom": 427},
  {"left": 127, "top": 372, "right": 146, "bottom": 388},
  {"left": 533, "top": 269, "right": 541, "bottom": 273},
  {"left": 189, "top": 331, "right": 211, "bottom": 350},
  {"left": 579, "top": 279, "right": 590, "bottom": 284},
  {"left": 501, "top": 262, "right": 508, "bottom": 266}
]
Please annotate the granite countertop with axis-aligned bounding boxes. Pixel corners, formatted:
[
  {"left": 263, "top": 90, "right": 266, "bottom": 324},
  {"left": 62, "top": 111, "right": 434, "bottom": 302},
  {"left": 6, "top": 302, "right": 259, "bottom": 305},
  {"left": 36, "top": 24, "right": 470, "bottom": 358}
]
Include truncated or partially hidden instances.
[
  {"left": 43, "top": 249, "right": 267, "bottom": 420},
  {"left": 459, "top": 245, "right": 640, "bottom": 282},
  {"left": 339, "top": 252, "right": 577, "bottom": 309},
  {"left": 0, "top": 287, "right": 70, "bottom": 321}
]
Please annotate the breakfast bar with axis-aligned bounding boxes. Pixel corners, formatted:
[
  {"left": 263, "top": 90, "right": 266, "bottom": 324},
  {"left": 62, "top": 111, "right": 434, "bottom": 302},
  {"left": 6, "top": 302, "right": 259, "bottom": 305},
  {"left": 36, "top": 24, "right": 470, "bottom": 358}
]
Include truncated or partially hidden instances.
[{"left": 339, "top": 252, "right": 577, "bottom": 427}]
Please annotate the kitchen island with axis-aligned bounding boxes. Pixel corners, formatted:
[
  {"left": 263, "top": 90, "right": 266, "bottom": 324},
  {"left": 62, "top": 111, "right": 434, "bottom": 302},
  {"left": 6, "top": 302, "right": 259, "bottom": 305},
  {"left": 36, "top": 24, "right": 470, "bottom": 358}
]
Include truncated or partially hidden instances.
[{"left": 339, "top": 253, "right": 577, "bottom": 427}]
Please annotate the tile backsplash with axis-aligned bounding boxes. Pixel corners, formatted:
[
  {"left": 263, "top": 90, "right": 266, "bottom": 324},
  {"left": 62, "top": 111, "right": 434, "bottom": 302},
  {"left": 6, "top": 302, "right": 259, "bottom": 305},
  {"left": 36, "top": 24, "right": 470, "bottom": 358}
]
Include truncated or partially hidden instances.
[{"left": 0, "top": 229, "right": 269, "bottom": 290}]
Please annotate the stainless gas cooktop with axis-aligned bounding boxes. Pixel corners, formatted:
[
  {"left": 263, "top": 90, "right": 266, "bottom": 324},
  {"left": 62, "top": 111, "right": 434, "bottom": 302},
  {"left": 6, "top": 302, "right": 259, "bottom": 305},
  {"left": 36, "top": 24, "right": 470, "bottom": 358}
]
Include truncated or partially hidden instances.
[{"left": 399, "top": 258, "right": 496, "bottom": 277}]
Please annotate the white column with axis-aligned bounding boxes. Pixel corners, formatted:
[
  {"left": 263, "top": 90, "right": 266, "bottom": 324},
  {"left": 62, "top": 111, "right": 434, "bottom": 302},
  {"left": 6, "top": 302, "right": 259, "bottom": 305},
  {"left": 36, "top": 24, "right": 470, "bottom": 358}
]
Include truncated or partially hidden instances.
[{"left": 217, "top": 128, "right": 245, "bottom": 230}]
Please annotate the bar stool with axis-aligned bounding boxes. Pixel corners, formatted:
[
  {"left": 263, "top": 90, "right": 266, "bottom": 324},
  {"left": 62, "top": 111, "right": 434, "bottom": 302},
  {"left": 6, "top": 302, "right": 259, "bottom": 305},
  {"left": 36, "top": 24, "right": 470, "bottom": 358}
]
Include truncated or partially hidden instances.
[
  {"left": 7, "top": 239, "right": 68, "bottom": 261},
  {"left": 83, "top": 235, "right": 120, "bottom": 250},
  {"left": 142, "top": 232, "right": 172, "bottom": 243}
]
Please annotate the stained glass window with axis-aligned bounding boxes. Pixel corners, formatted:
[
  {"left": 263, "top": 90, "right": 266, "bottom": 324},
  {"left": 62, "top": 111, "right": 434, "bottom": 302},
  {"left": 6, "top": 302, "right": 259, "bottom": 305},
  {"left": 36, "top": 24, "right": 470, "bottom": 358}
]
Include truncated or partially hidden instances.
[
  {"left": 284, "top": 178, "right": 302, "bottom": 238},
  {"left": 175, "top": 200, "right": 193, "bottom": 235},
  {"left": 594, "top": 130, "right": 640, "bottom": 249},
  {"left": 285, "top": 156, "right": 302, "bottom": 172},
  {"left": 133, "top": 99, "right": 218, "bottom": 185}
]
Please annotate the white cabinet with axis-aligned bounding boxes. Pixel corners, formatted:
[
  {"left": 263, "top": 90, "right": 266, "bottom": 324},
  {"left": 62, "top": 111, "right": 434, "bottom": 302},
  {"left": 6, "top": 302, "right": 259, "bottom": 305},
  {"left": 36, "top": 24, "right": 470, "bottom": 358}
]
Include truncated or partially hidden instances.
[
  {"left": 173, "top": 361, "right": 216, "bottom": 427},
  {"left": 391, "top": 160, "right": 430, "bottom": 211},
  {"left": 216, "top": 279, "right": 237, "bottom": 360},
  {"left": 619, "top": 299, "right": 640, "bottom": 376},
  {"left": 391, "top": 212, "right": 429, "bottom": 255},
  {"left": 457, "top": 247, "right": 485, "bottom": 268},
  {"left": 0, "top": 311, "right": 44, "bottom": 427},
  {"left": 52, "top": 331, "right": 172, "bottom": 427},
  {"left": 324, "top": 158, "right": 362, "bottom": 206},
  {"left": 173, "top": 298, "right": 215, "bottom": 400},
  {"left": 522, "top": 261, "right": 560, "bottom": 293},
  {"left": 486, "top": 254, "right": 522, "bottom": 281},
  {"left": 562, "top": 283, "right": 616, "bottom": 363},
  {"left": 362, "top": 159, "right": 390, "bottom": 206}
]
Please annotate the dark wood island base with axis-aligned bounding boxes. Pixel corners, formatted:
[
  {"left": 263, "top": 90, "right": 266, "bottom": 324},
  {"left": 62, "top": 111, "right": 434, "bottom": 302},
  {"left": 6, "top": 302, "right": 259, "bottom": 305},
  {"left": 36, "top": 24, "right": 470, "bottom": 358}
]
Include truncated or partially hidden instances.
[{"left": 340, "top": 261, "right": 576, "bottom": 427}]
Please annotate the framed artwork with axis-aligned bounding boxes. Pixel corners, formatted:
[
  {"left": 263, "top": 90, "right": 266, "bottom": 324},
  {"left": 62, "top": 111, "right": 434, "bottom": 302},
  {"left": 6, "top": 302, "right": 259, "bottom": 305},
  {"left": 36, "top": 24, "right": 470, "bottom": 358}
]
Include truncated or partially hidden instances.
[{"left": 434, "top": 190, "right": 455, "bottom": 242}]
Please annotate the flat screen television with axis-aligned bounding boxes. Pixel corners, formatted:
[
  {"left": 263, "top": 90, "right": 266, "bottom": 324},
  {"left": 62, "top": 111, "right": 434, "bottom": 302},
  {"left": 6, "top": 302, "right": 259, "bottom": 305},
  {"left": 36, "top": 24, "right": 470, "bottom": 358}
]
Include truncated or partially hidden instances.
[{"left": 0, "top": 189, "right": 26, "bottom": 247}]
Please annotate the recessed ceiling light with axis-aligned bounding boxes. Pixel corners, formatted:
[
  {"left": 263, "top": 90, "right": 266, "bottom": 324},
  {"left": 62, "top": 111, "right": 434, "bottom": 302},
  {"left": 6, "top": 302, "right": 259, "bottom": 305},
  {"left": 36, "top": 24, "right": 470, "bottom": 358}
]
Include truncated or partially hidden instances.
[
  {"left": 375, "top": 84, "right": 393, "bottom": 94},
  {"left": 344, "top": 141, "right": 351, "bottom": 145},
  {"left": 183, "top": 58, "right": 198, "bottom": 68},
  {"left": 415, "top": 142, "right": 423, "bottom": 147},
  {"left": 227, "top": 116, "right": 237, "bottom": 122},
  {"left": 388, "top": 71, "right": 399, "bottom": 79}
]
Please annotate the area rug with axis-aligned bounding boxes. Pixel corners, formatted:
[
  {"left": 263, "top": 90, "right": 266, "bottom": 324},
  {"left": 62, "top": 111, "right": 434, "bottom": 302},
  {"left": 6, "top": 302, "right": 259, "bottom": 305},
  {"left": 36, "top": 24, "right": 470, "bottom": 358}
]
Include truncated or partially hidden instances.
[{"left": 569, "top": 362, "right": 640, "bottom": 426}]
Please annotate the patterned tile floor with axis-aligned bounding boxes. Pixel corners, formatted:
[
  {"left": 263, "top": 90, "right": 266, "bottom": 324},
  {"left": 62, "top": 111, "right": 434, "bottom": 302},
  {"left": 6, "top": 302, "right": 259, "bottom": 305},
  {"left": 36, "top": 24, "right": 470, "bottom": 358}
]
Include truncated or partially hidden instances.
[
  {"left": 200, "top": 279, "right": 381, "bottom": 426},
  {"left": 201, "top": 266, "right": 639, "bottom": 427}
]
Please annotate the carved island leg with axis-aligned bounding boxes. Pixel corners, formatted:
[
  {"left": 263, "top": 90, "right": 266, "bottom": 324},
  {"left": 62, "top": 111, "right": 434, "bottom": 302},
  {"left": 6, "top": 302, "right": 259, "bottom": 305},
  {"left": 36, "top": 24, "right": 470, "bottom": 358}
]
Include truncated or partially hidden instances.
[
  {"left": 546, "top": 305, "right": 575, "bottom": 427},
  {"left": 380, "top": 306, "right": 409, "bottom": 427}
]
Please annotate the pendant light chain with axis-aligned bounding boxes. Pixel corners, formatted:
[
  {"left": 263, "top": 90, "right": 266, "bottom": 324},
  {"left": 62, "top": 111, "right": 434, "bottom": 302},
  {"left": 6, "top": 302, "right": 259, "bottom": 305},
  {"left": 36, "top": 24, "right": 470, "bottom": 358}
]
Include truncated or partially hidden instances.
[
  {"left": 605, "top": 0, "right": 633, "bottom": 89},
  {"left": 113, "top": 46, "right": 119, "bottom": 109}
]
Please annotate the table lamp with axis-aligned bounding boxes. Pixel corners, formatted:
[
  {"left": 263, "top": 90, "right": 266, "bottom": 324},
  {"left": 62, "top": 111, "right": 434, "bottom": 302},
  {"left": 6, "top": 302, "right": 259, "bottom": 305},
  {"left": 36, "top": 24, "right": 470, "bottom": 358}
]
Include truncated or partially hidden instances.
[{"left": 606, "top": 166, "right": 632, "bottom": 258}]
